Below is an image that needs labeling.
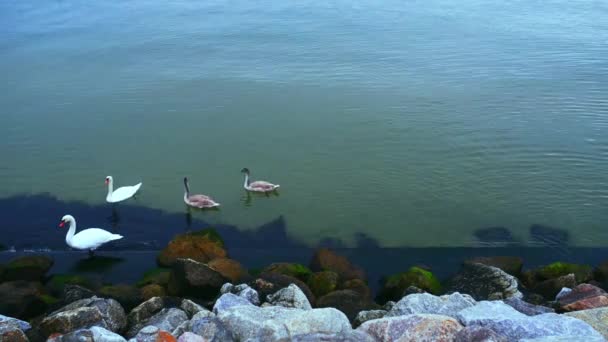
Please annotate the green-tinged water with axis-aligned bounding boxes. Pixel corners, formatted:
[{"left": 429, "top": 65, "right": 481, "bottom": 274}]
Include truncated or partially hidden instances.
[{"left": 1, "top": 0, "right": 608, "bottom": 247}]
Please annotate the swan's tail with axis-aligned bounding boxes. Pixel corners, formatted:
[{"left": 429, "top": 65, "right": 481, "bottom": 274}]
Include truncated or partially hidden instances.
[
  {"left": 134, "top": 182, "right": 143, "bottom": 192},
  {"left": 273, "top": 184, "right": 280, "bottom": 190}
]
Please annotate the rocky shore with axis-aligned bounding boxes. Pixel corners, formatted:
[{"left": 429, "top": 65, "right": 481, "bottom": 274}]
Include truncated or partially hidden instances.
[{"left": 2, "top": 229, "right": 608, "bottom": 341}]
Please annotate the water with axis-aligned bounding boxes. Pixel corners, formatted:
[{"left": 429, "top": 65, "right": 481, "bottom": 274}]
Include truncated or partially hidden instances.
[{"left": 1, "top": 0, "right": 608, "bottom": 251}]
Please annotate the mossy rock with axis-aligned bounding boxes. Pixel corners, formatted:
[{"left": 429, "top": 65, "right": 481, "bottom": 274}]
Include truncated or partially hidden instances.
[
  {"left": 535, "top": 262, "right": 592, "bottom": 283},
  {"left": 208, "top": 258, "right": 249, "bottom": 283},
  {"left": 157, "top": 228, "right": 227, "bottom": 267},
  {"left": 46, "top": 274, "right": 96, "bottom": 296},
  {"left": 39, "top": 294, "right": 60, "bottom": 305},
  {"left": 136, "top": 268, "right": 171, "bottom": 287},
  {"left": 377, "top": 267, "right": 442, "bottom": 303},
  {"left": 98, "top": 284, "right": 142, "bottom": 311},
  {"left": 308, "top": 271, "right": 339, "bottom": 297},
  {"left": 141, "top": 284, "right": 167, "bottom": 300},
  {"left": 2, "top": 255, "right": 54, "bottom": 281},
  {"left": 262, "top": 263, "right": 313, "bottom": 282}
]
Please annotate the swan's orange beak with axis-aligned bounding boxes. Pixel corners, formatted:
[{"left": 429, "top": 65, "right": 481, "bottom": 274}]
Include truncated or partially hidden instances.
[{"left": 59, "top": 221, "right": 65, "bottom": 228}]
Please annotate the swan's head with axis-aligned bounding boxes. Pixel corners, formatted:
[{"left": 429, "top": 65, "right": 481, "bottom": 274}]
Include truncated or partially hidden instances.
[
  {"left": 241, "top": 168, "right": 250, "bottom": 174},
  {"left": 183, "top": 177, "right": 189, "bottom": 184},
  {"left": 59, "top": 215, "right": 74, "bottom": 228},
  {"left": 105, "top": 176, "right": 113, "bottom": 185}
]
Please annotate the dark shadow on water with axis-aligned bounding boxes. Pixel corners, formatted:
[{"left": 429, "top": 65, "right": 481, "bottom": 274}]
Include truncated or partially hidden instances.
[{"left": 0, "top": 193, "right": 606, "bottom": 293}]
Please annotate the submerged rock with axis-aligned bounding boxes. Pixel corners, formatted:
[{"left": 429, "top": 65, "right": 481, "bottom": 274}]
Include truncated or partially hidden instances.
[
  {"left": 262, "top": 263, "right": 313, "bottom": 282},
  {"left": 208, "top": 258, "right": 248, "bottom": 283},
  {"left": 387, "top": 292, "right": 476, "bottom": 319},
  {"left": 448, "top": 262, "right": 522, "bottom": 300},
  {"left": 557, "top": 283, "right": 608, "bottom": 311},
  {"left": 99, "top": 284, "right": 142, "bottom": 311},
  {"left": 157, "top": 229, "right": 226, "bottom": 267},
  {"left": 1, "top": 255, "right": 54, "bottom": 282},
  {"left": 377, "top": 267, "right": 441, "bottom": 302},
  {"left": 141, "top": 284, "right": 166, "bottom": 300},
  {"left": 534, "top": 262, "right": 593, "bottom": 284},
  {"left": 565, "top": 306, "right": 608, "bottom": 339},
  {"left": 307, "top": 271, "right": 339, "bottom": 298},
  {"left": 267, "top": 283, "right": 312, "bottom": 310},
  {"left": 467, "top": 256, "right": 523, "bottom": 276},
  {"left": 63, "top": 284, "right": 96, "bottom": 304},
  {"left": 310, "top": 248, "right": 366, "bottom": 281},
  {"left": 136, "top": 268, "right": 171, "bottom": 288},
  {"left": 167, "top": 258, "right": 228, "bottom": 299},
  {"left": 0, "top": 280, "right": 47, "bottom": 319},
  {"left": 357, "top": 314, "right": 463, "bottom": 341},
  {"left": 317, "top": 289, "right": 380, "bottom": 322}
]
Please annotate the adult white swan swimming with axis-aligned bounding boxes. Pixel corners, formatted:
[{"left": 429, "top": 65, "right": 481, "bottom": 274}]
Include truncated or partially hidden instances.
[
  {"left": 241, "top": 168, "right": 280, "bottom": 193},
  {"left": 59, "top": 215, "right": 123, "bottom": 255},
  {"left": 105, "top": 176, "right": 142, "bottom": 203},
  {"left": 183, "top": 177, "right": 220, "bottom": 208}
]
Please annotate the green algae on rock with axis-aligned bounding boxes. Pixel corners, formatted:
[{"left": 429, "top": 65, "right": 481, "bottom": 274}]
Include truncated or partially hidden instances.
[
  {"left": 308, "top": 271, "right": 339, "bottom": 297},
  {"left": 263, "top": 263, "right": 313, "bottom": 282},
  {"left": 377, "top": 267, "right": 441, "bottom": 302},
  {"left": 535, "top": 262, "right": 593, "bottom": 283},
  {"left": 136, "top": 268, "right": 171, "bottom": 287}
]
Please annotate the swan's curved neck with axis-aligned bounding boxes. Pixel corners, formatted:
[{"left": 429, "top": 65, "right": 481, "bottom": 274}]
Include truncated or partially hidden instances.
[
  {"left": 184, "top": 181, "right": 190, "bottom": 201},
  {"left": 66, "top": 220, "right": 77, "bottom": 246},
  {"left": 106, "top": 180, "right": 114, "bottom": 198},
  {"left": 243, "top": 174, "right": 250, "bottom": 188}
]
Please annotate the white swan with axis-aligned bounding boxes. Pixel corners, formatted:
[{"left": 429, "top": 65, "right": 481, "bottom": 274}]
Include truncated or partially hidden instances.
[
  {"left": 105, "top": 176, "right": 142, "bottom": 203},
  {"left": 241, "top": 168, "right": 280, "bottom": 193},
  {"left": 183, "top": 177, "right": 220, "bottom": 208},
  {"left": 59, "top": 215, "right": 123, "bottom": 254}
]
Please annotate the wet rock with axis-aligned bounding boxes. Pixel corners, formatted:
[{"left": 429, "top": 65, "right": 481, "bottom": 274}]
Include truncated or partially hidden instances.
[
  {"left": 208, "top": 258, "right": 248, "bottom": 283},
  {"left": 504, "top": 297, "right": 555, "bottom": 316},
  {"left": 250, "top": 272, "right": 315, "bottom": 306},
  {"left": 565, "top": 306, "right": 608, "bottom": 339},
  {"left": 341, "top": 279, "right": 372, "bottom": 300},
  {"left": 157, "top": 229, "right": 226, "bottom": 267},
  {"left": 130, "top": 326, "right": 177, "bottom": 342},
  {"left": 310, "top": 248, "right": 366, "bottom": 281},
  {"left": 267, "top": 283, "right": 312, "bottom": 310},
  {"left": 387, "top": 292, "right": 476, "bottom": 318},
  {"left": 448, "top": 262, "right": 522, "bottom": 300},
  {"left": 99, "top": 284, "right": 142, "bottom": 311},
  {"left": 454, "top": 325, "right": 508, "bottom": 342},
  {"left": 0, "top": 314, "right": 31, "bottom": 332},
  {"left": 213, "top": 293, "right": 253, "bottom": 314},
  {"left": 0, "top": 315, "right": 32, "bottom": 342},
  {"left": 291, "top": 331, "right": 375, "bottom": 342},
  {"left": 317, "top": 290, "right": 381, "bottom": 322},
  {"left": 262, "top": 263, "right": 313, "bottom": 282},
  {"left": 141, "top": 284, "right": 166, "bottom": 300},
  {"left": 167, "top": 258, "right": 228, "bottom": 299},
  {"left": 190, "top": 315, "right": 234, "bottom": 342},
  {"left": 126, "top": 307, "right": 188, "bottom": 338},
  {"left": 534, "top": 262, "right": 593, "bottom": 284},
  {"left": 520, "top": 336, "right": 605, "bottom": 342},
  {"left": 0, "top": 280, "right": 47, "bottom": 319},
  {"left": 40, "top": 296, "right": 126, "bottom": 337},
  {"left": 593, "top": 260, "right": 608, "bottom": 283},
  {"left": 357, "top": 314, "right": 463, "bottom": 341},
  {"left": 555, "top": 287, "right": 572, "bottom": 300},
  {"left": 1, "top": 255, "right": 53, "bottom": 282},
  {"left": 557, "top": 283, "right": 608, "bottom": 311},
  {"left": 217, "top": 305, "right": 351, "bottom": 341},
  {"left": 533, "top": 274, "right": 577, "bottom": 300},
  {"left": 63, "top": 284, "right": 95, "bottom": 304},
  {"left": 353, "top": 310, "right": 387, "bottom": 327},
  {"left": 47, "top": 326, "right": 126, "bottom": 342},
  {"left": 308, "top": 271, "right": 339, "bottom": 297},
  {"left": 382, "top": 301, "right": 396, "bottom": 311},
  {"left": 136, "top": 268, "right": 171, "bottom": 288},
  {"left": 377, "top": 267, "right": 441, "bottom": 302},
  {"left": 457, "top": 300, "right": 603, "bottom": 340},
  {"left": 46, "top": 274, "right": 97, "bottom": 297},
  {"left": 220, "top": 283, "right": 260, "bottom": 305},
  {"left": 180, "top": 299, "right": 206, "bottom": 317},
  {"left": 467, "top": 256, "right": 523, "bottom": 276}
]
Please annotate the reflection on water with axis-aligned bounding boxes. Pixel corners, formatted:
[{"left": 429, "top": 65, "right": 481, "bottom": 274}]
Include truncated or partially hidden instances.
[{"left": 71, "top": 256, "right": 125, "bottom": 273}]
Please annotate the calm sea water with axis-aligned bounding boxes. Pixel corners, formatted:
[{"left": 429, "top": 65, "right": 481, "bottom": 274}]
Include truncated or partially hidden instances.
[{"left": 1, "top": 0, "right": 608, "bottom": 249}]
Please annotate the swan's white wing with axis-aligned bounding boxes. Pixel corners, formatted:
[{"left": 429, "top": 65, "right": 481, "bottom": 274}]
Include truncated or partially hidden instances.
[
  {"left": 249, "top": 180, "right": 279, "bottom": 191},
  {"left": 70, "top": 228, "right": 123, "bottom": 250},
  {"left": 108, "top": 183, "right": 142, "bottom": 202}
]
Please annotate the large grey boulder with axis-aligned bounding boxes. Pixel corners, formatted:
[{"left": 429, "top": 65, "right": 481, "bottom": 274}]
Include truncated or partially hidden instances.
[
  {"left": 40, "top": 296, "right": 126, "bottom": 336},
  {"left": 357, "top": 314, "right": 463, "bottom": 341},
  {"left": 291, "top": 331, "right": 376, "bottom": 341},
  {"left": 190, "top": 315, "right": 235, "bottom": 341},
  {"left": 267, "top": 283, "right": 312, "bottom": 310},
  {"left": 565, "top": 306, "right": 608, "bottom": 340},
  {"left": 217, "top": 304, "right": 351, "bottom": 341},
  {"left": 457, "top": 301, "right": 604, "bottom": 341},
  {"left": 213, "top": 293, "right": 253, "bottom": 314},
  {"left": 0, "top": 314, "right": 31, "bottom": 332},
  {"left": 47, "top": 326, "right": 126, "bottom": 342},
  {"left": 520, "top": 336, "right": 606, "bottom": 342},
  {"left": 387, "top": 292, "right": 476, "bottom": 318},
  {"left": 454, "top": 325, "right": 508, "bottom": 342},
  {"left": 220, "top": 283, "right": 260, "bottom": 305},
  {"left": 504, "top": 297, "right": 554, "bottom": 316},
  {"left": 448, "top": 262, "right": 522, "bottom": 300},
  {"left": 126, "top": 307, "right": 188, "bottom": 338}
]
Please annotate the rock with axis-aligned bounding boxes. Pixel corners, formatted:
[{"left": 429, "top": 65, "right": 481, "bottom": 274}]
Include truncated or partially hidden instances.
[
  {"left": 141, "top": 284, "right": 166, "bottom": 300},
  {"left": 213, "top": 293, "right": 253, "bottom": 314},
  {"left": 180, "top": 299, "right": 206, "bottom": 317},
  {"left": 127, "top": 297, "right": 165, "bottom": 329},
  {"left": 454, "top": 325, "right": 508, "bottom": 342},
  {"left": 267, "top": 283, "right": 312, "bottom": 310},
  {"left": 0, "top": 314, "right": 31, "bottom": 332},
  {"left": 217, "top": 305, "right": 351, "bottom": 341},
  {"left": 157, "top": 229, "right": 226, "bottom": 267},
  {"left": 504, "top": 297, "right": 555, "bottom": 315},
  {"left": 467, "top": 256, "right": 523, "bottom": 276},
  {"left": 291, "top": 331, "right": 376, "bottom": 342},
  {"left": 130, "top": 326, "right": 177, "bottom": 342},
  {"left": 448, "top": 262, "right": 522, "bottom": 300},
  {"left": 63, "top": 284, "right": 96, "bottom": 304},
  {"left": 127, "top": 307, "right": 188, "bottom": 338},
  {"left": 565, "top": 307, "right": 608, "bottom": 339},
  {"left": 594, "top": 261, "right": 608, "bottom": 282},
  {"left": 402, "top": 285, "right": 425, "bottom": 296},
  {"left": 1, "top": 255, "right": 54, "bottom": 281},
  {"left": 377, "top": 267, "right": 442, "bottom": 302},
  {"left": 387, "top": 292, "right": 476, "bottom": 318},
  {"left": 317, "top": 290, "right": 381, "bottom": 322},
  {"left": 167, "top": 258, "right": 228, "bottom": 299},
  {"left": 557, "top": 283, "right": 608, "bottom": 311},
  {"left": 357, "top": 314, "right": 463, "bottom": 341},
  {"left": 208, "top": 258, "right": 248, "bottom": 283},
  {"left": 0, "top": 280, "right": 47, "bottom": 319},
  {"left": 533, "top": 274, "right": 577, "bottom": 300},
  {"left": 190, "top": 315, "right": 234, "bottom": 342},
  {"left": 178, "top": 332, "right": 205, "bottom": 342},
  {"left": 220, "top": 283, "right": 260, "bottom": 305},
  {"left": 383, "top": 301, "right": 396, "bottom": 311},
  {"left": 47, "top": 274, "right": 97, "bottom": 297},
  {"left": 40, "top": 296, "right": 126, "bottom": 336},
  {"left": 534, "top": 262, "right": 593, "bottom": 284},
  {"left": 262, "top": 263, "right": 313, "bottom": 282},
  {"left": 308, "top": 271, "right": 339, "bottom": 297},
  {"left": 457, "top": 300, "right": 603, "bottom": 340},
  {"left": 250, "top": 273, "right": 315, "bottom": 306},
  {"left": 136, "top": 268, "right": 171, "bottom": 288},
  {"left": 99, "top": 284, "right": 142, "bottom": 311},
  {"left": 353, "top": 310, "right": 387, "bottom": 327},
  {"left": 341, "top": 279, "right": 372, "bottom": 299},
  {"left": 520, "top": 337, "right": 605, "bottom": 342},
  {"left": 310, "top": 248, "right": 366, "bottom": 281},
  {"left": 556, "top": 287, "right": 572, "bottom": 300},
  {"left": 47, "top": 326, "right": 126, "bottom": 342},
  {"left": 0, "top": 315, "right": 31, "bottom": 342}
]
